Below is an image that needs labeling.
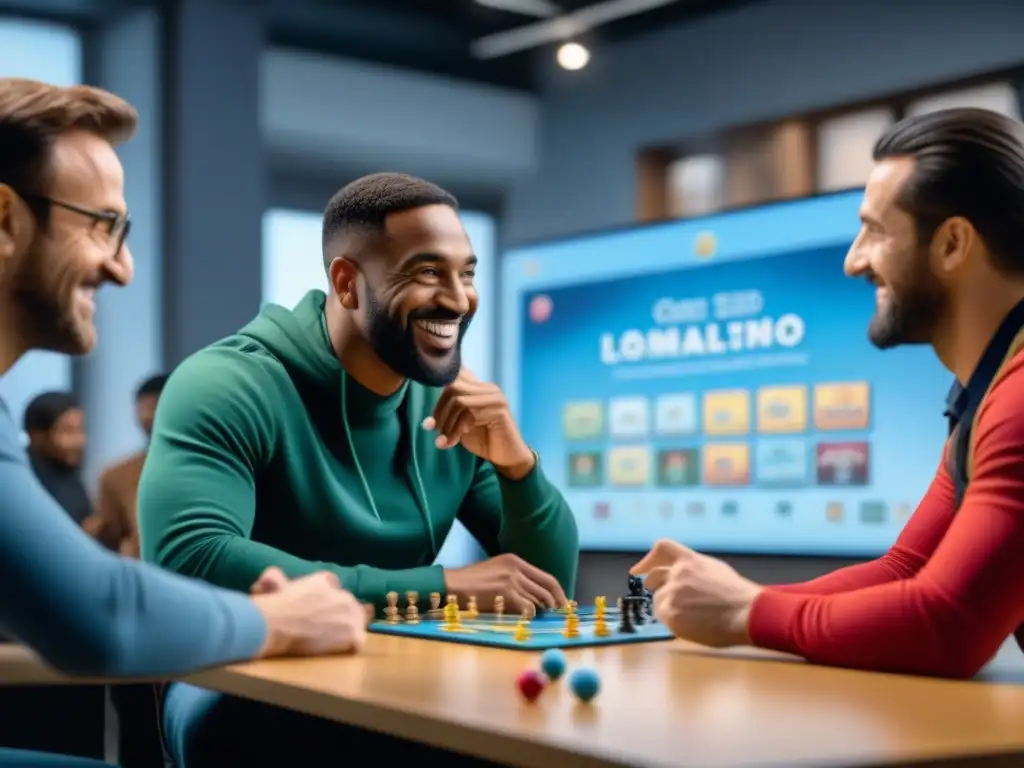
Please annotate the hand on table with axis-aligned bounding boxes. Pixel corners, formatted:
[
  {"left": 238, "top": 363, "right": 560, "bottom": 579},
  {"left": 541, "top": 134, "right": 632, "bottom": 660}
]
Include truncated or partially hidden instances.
[
  {"left": 249, "top": 567, "right": 370, "bottom": 658},
  {"left": 631, "top": 539, "right": 763, "bottom": 648},
  {"left": 444, "top": 554, "right": 568, "bottom": 615},
  {"left": 422, "top": 369, "right": 535, "bottom": 480}
]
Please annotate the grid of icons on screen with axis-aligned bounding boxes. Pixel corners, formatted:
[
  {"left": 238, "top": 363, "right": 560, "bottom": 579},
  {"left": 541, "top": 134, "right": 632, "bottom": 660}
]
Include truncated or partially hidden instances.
[{"left": 562, "top": 382, "right": 872, "bottom": 491}]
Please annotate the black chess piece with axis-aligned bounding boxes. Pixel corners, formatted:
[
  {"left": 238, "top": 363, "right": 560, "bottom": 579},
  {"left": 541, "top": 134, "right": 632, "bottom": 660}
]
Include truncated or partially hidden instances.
[
  {"left": 627, "top": 574, "right": 645, "bottom": 598},
  {"left": 642, "top": 587, "right": 655, "bottom": 622},
  {"left": 631, "top": 595, "right": 646, "bottom": 626},
  {"left": 618, "top": 598, "right": 637, "bottom": 633}
]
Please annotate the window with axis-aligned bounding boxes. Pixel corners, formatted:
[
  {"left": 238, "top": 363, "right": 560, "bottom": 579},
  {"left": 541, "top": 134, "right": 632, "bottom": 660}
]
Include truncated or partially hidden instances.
[
  {"left": 906, "top": 82, "right": 1020, "bottom": 119},
  {"left": 262, "top": 207, "right": 497, "bottom": 566},
  {"left": 817, "top": 108, "right": 896, "bottom": 191},
  {"left": 666, "top": 154, "right": 725, "bottom": 218},
  {"left": 0, "top": 18, "right": 81, "bottom": 428}
]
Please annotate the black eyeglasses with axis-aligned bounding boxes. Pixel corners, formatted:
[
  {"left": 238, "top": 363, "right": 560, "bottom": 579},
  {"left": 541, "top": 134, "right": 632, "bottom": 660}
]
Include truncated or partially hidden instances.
[{"left": 23, "top": 194, "right": 131, "bottom": 258}]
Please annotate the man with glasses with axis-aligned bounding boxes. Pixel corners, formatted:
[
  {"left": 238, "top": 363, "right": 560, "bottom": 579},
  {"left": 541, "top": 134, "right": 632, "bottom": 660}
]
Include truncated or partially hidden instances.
[{"left": 0, "top": 77, "right": 368, "bottom": 766}]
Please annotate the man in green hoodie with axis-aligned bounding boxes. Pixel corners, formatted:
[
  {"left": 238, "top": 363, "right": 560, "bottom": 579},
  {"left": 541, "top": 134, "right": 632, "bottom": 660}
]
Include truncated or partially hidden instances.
[{"left": 138, "top": 172, "right": 579, "bottom": 765}]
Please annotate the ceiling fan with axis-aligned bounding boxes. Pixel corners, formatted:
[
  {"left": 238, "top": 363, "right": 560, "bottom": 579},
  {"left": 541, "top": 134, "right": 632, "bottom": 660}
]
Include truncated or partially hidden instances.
[{"left": 471, "top": 0, "right": 682, "bottom": 60}]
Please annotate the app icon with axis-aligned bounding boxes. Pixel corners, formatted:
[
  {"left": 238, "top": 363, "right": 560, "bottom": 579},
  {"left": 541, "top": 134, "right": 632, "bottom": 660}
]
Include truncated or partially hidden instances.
[
  {"left": 721, "top": 500, "right": 739, "bottom": 516},
  {"left": 702, "top": 443, "right": 751, "bottom": 486},
  {"left": 562, "top": 401, "right": 603, "bottom": 440},
  {"left": 593, "top": 502, "right": 610, "bottom": 520},
  {"left": 755, "top": 439, "right": 809, "bottom": 486},
  {"left": 859, "top": 501, "right": 887, "bottom": 524},
  {"left": 686, "top": 501, "right": 706, "bottom": 517},
  {"left": 702, "top": 390, "right": 751, "bottom": 436},
  {"left": 656, "top": 448, "right": 700, "bottom": 486},
  {"left": 826, "top": 502, "right": 844, "bottom": 523},
  {"left": 659, "top": 501, "right": 674, "bottom": 519},
  {"left": 567, "top": 452, "right": 603, "bottom": 487},
  {"left": 813, "top": 382, "right": 871, "bottom": 431},
  {"left": 608, "top": 396, "right": 650, "bottom": 439},
  {"left": 608, "top": 446, "right": 651, "bottom": 486},
  {"left": 775, "top": 500, "right": 794, "bottom": 517},
  {"left": 756, "top": 385, "right": 808, "bottom": 433},
  {"left": 816, "top": 441, "right": 870, "bottom": 486},
  {"left": 655, "top": 393, "right": 698, "bottom": 435}
]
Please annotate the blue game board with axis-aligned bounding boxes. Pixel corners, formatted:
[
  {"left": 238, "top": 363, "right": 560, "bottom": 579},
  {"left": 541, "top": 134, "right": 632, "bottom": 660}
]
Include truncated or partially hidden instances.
[{"left": 369, "top": 606, "right": 674, "bottom": 650}]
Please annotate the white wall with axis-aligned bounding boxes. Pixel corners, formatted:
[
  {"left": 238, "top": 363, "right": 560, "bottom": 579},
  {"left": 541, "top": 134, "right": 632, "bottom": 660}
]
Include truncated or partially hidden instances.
[
  {"left": 0, "top": 18, "right": 80, "bottom": 429},
  {"left": 262, "top": 208, "right": 497, "bottom": 567}
]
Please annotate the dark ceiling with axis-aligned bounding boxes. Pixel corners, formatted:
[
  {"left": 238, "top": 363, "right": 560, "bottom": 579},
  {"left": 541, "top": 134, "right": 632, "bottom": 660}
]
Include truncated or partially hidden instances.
[{"left": 0, "top": 0, "right": 753, "bottom": 91}]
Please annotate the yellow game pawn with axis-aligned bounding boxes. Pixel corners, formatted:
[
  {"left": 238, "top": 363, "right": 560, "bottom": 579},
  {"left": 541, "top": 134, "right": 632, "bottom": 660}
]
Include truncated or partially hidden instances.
[
  {"left": 384, "top": 591, "right": 400, "bottom": 624},
  {"left": 594, "top": 596, "right": 607, "bottom": 616},
  {"left": 594, "top": 615, "right": 610, "bottom": 637},
  {"left": 405, "top": 591, "right": 420, "bottom": 624},
  {"left": 513, "top": 620, "right": 530, "bottom": 642},
  {"left": 494, "top": 595, "right": 505, "bottom": 622},
  {"left": 442, "top": 595, "right": 460, "bottom": 630},
  {"left": 562, "top": 611, "right": 580, "bottom": 639},
  {"left": 466, "top": 595, "right": 479, "bottom": 619}
]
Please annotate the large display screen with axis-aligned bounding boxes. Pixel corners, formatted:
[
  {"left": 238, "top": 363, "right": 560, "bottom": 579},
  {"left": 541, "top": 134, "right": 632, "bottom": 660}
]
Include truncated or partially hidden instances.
[{"left": 500, "top": 191, "right": 950, "bottom": 556}]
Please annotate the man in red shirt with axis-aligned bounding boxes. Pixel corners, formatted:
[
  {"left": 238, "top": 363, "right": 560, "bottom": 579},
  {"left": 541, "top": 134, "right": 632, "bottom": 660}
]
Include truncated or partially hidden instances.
[{"left": 633, "top": 107, "right": 1024, "bottom": 679}]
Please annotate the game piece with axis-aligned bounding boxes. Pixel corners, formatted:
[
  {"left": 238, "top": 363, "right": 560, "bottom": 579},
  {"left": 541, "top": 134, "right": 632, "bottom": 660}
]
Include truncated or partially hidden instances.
[
  {"left": 618, "top": 599, "right": 636, "bottom": 633},
  {"left": 568, "top": 667, "right": 601, "bottom": 703},
  {"left": 494, "top": 595, "right": 505, "bottom": 622},
  {"left": 631, "top": 595, "right": 647, "bottom": 627},
  {"left": 467, "top": 595, "right": 479, "bottom": 618},
  {"left": 384, "top": 591, "right": 400, "bottom": 624},
  {"left": 594, "top": 596, "right": 607, "bottom": 616},
  {"left": 405, "top": 591, "right": 419, "bottom": 624},
  {"left": 627, "top": 574, "right": 645, "bottom": 598},
  {"left": 594, "top": 614, "right": 610, "bottom": 637},
  {"left": 539, "top": 649, "right": 567, "bottom": 681},
  {"left": 562, "top": 610, "right": 580, "bottom": 639},
  {"left": 442, "top": 595, "right": 460, "bottom": 630},
  {"left": 427, "top": 592, "right": 442, "bottom": 619},
  {"left": 513, "top": 619, "right": 530, "bottom": 642},
  {"left": 516, "top": 669, "right": 546, "bottom": 702}
]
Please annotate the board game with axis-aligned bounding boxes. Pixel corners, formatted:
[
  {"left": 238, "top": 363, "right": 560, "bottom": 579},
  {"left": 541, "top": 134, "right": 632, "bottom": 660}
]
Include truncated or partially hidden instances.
[{"left": 369, "top": 578, "right": 673, "bottom": 650}]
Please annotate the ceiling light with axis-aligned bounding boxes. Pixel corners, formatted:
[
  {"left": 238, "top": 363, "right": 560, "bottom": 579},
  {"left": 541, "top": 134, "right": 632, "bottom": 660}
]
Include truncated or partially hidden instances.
[{"left": 556, "top": 42, "right": 590, "bottom": 71}]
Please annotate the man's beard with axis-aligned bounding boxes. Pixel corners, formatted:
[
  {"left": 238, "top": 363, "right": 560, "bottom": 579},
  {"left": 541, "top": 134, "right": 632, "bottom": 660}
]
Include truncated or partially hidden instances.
[
  {"left": 10, "top": 239, "right": 94, "bottom": 355},
  {"left": 364, "top": 285, "right": 471, "bottom": 387},
  {"left": 868, "top": 249, "right": 946, "bottom": 350}
]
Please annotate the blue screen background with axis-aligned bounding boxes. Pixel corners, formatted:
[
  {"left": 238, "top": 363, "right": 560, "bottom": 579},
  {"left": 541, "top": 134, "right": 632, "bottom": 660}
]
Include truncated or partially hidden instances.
[{"left": 500, "top": 191, "right": 951, "bottom": 556}]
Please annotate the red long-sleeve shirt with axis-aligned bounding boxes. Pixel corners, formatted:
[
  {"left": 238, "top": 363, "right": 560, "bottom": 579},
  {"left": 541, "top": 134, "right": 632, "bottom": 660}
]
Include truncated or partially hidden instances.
[{"left": 748, "top": 353, "right": 1024, "bottom": 679}]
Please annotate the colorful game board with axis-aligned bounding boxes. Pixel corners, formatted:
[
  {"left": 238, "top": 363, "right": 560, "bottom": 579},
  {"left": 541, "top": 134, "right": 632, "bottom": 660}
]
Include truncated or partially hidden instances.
[{"left": 370, "top": 604, "right": 673, "bottom": 650}]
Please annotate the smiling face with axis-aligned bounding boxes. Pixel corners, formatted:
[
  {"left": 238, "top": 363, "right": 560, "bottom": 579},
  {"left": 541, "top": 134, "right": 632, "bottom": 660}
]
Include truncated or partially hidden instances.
[
  {"left": 844, "top": 156, "right": 947, "bottom": 349},
  {"left": 1, "top": 129, "right": 133, "bottom": 355},
  {"left": 355, "top": 204, "right": 477, "bottom": 386}
]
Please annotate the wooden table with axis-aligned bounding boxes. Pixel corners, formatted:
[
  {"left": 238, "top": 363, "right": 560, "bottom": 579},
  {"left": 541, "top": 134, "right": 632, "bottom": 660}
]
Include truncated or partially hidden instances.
[
  {"left": 5, "top": 639, "right": 1024, "bottom": 767},
  {"left": 176, "top": 635, "right": 1024, "bottom": 768}
]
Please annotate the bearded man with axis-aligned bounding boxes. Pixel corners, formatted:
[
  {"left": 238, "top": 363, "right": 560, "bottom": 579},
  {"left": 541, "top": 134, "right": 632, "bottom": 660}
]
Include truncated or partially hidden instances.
[{"left": 138, "top": 172, "right": 578, "bottom": 766}]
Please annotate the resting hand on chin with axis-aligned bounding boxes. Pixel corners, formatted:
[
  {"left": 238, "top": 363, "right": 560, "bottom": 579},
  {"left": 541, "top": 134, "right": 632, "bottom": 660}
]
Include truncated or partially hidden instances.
[
  {"left": 422, "top": 369, "right": 535, "bottom": 479},
  {"left": 631, "top": 539, "right": 763, "bottom": 648}
]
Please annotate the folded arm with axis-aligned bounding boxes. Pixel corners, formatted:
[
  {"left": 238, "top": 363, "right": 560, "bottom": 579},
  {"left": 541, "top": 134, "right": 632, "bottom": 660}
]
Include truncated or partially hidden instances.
[
  {"left": 455, "top": 456, "right": 579, "bottom": 599},
  {"left": 748, "top": 376, "right": 1024, "bottom": 678},
  {"left": 138, "top": 355, "right": 445, "bottom": 608},
  {"left": 0, "top": 420, "right": 265, "bottom": 678}
]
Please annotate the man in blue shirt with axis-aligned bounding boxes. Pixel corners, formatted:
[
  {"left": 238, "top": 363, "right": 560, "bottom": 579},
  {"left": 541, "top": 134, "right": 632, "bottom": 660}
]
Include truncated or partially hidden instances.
[{"left": 0, "top": 77, "right": 368, "bottom": 766}]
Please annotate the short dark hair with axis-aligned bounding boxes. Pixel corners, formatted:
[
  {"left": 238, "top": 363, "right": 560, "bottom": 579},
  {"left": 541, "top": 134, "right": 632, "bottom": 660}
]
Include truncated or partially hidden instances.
[
  {"left": 23, "top": 391, "right": 80, "bottom": 433},
  {"left": 321, "top": 172, "right": 458, "bottom": 270},
  {"left": 135, "top": 373, "right": 169, "bottom": 399},
  {"left": 873, "top": 107, "right": 1024, "bottom": 274},
  {"left": 0, "top": 78, "right": 137, "bottom": 208}
]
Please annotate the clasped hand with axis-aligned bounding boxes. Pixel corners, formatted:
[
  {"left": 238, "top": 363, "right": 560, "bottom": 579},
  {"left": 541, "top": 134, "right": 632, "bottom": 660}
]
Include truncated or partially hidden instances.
[{"left": 631, "top": 539, "right": 763, "bottom": 648}]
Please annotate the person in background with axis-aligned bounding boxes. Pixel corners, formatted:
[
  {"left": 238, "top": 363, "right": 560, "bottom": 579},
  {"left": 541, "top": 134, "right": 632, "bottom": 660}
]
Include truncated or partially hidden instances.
[
  {"left": 91, "top": 373, "right": 168, "bottom": 556},
  {"left": 633, "top": 108, "right": 1024, "bottom": 680},
  {"left": 0, "top": 77, "right": 367, "bottom": 767},
  {"left": 24, "top": 390, "right": 90, "bottom": 526}
]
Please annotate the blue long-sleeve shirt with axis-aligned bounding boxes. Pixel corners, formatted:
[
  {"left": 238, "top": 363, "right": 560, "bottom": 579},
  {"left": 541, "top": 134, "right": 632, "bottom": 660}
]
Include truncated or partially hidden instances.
[{"left": 0, "top": 398, "right": 266, "bottom": 677}]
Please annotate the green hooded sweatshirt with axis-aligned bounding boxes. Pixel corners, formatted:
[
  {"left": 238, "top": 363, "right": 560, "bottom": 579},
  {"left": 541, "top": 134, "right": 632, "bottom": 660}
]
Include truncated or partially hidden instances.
[{"left": 137, "top": 290, "right": 578, "bottom": 607}]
